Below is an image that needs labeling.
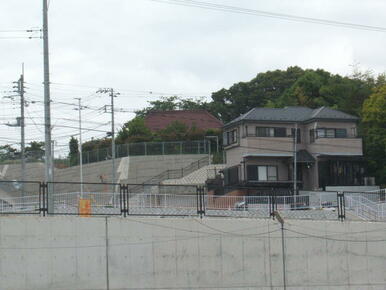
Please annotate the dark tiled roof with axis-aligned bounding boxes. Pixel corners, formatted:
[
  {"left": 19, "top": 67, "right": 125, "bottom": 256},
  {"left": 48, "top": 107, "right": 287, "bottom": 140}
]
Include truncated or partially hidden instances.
[
  {"left": 225, "top": 106, "right": 358, "bottom": 127},
  {"left": 145, "top": 110, "right": 223, "bottom": 131}
]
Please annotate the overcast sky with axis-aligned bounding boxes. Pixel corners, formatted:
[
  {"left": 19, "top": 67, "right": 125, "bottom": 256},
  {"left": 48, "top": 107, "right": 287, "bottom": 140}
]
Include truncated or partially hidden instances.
[{"left": 0, "top": 0, "right": 385, "bottom": 156}]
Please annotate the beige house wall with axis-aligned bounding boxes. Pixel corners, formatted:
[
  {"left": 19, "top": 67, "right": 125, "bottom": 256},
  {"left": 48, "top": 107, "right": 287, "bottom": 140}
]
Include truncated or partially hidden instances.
[
  {"left": 225, "top": 120, "right": 362, "bottom": 158},
  {"left": 305, "top": 121, "right": 362, "bottom": 155},
  {"left": 224, "top": 119, "right": 362, "bottom": 190}
]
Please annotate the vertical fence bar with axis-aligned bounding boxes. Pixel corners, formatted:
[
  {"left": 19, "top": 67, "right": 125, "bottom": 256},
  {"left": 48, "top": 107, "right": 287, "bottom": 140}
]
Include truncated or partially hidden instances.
[
  {"left": 39, "top": 182, "right": 43, "bottom": 215},
  {"left": 196, "top": 186, "right": 200, "bottom": 216},
  {"left": 119, "top": 184, "right": 123, "bottom": 216}
]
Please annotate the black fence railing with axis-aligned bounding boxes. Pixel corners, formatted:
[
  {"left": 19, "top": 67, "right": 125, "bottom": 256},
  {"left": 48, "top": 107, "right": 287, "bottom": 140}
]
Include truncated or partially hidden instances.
[{"left": 0, "top": 181, "right": 359, "bottom": 221}]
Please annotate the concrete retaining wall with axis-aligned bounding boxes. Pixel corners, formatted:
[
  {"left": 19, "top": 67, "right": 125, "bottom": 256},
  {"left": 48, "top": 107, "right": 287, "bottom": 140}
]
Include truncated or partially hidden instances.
[{"left": 0, "top": 216, "right": 385, "bottom": 290}]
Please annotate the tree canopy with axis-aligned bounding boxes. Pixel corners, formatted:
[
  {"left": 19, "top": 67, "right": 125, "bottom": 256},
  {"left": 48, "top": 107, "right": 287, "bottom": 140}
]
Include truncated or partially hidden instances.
[{"left": 361, "top": 85, "right": 386, "bottom": 184}]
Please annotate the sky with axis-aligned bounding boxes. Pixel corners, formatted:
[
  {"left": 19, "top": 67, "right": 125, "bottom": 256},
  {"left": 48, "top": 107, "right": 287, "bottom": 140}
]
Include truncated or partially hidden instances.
[{"left": 0, "top": 0, "right": 385, "bottom": 156}]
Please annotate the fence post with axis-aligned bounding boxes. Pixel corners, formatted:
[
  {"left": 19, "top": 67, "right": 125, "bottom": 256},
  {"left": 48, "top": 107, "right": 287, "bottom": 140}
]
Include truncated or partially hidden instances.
[
  {"left": 144, "top": 142, "right": 147, "bottom": 156},
  {"left": 180, "top": 141, "right": 183, "bottom": 154},
  {"left": 162, "top": 142, "right": 165, "bottom": 155},
  {"left": 39, "top": 182, "right": 48, "bottom": 216},
  {"left": 337, "top": 192, "right": 345, "bottom": 221},
  {"left": 196, "top": 186, "right": 205, "bottom": 218}
]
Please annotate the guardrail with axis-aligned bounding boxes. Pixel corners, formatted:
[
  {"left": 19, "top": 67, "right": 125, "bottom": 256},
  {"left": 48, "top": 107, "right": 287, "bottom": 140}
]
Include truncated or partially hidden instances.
[
  {"left": 0, "top": 181, "right": 355, "bottom": 220},
  {"left": 1, "top": 180, "right": 385, "bottom": 220}
]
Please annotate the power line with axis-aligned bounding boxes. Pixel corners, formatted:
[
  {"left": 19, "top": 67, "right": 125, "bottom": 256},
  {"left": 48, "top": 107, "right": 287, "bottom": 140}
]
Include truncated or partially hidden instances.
[
  {"left": 285, "top": 222, "right": 386, "bottom": 237},
  {"left": 149, "top": 0, "right": 386, "bottom": 33},
  {"left": 284, "top": 228, "right": 386, "bottom": 243}
]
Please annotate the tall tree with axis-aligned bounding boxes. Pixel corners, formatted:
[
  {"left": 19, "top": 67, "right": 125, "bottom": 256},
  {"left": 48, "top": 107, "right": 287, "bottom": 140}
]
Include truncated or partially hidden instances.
[
  {"left": 25, "top": 141, "right": 45, "bottom": 160},
  {"left": 68, "top": 137, "right": 79, "bottom": 166},
  {"left": 135, "top": 96, "right": 209, "bottom": 118},
  {"left": 361, "top": 85, "right": 386, "bottom": 184},
  {"left": 210, "top": 66, "right": 305, "bottom": 122},
  {"left": 116, "top": 117, "right": 153, "bottom": 143},
  {"left": 0, "top": 145, "right": 18, "bottom": 161}
]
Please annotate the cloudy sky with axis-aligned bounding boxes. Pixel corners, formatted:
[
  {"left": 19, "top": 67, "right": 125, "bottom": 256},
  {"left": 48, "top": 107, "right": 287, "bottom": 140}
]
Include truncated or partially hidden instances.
[{"left": 0, "top": 0, "right": 385, "bottom": 156}]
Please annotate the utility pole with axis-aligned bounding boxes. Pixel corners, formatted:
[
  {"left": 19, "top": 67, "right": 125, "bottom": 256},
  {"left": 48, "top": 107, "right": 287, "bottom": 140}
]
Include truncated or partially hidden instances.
[
  {"left": 293, "top": 123, "right": 298, "bottom": 194},
  {"left": 75, "top": 98, "right": 83, "bottom": 197},
  {"left": 19, "top": 65, "right": 26, "bottom": 188},
  {"left": 8, "top": 65, "right": 26, "bottom": 197},
  {"left": 110, "top": 88, "right": 116, "bottom": 187},
  {"left": 97, "top": 88, "right": 119, "bottom": 198},
  {"left": 43, "top": 0, "right": 53, "bottom": 212}
]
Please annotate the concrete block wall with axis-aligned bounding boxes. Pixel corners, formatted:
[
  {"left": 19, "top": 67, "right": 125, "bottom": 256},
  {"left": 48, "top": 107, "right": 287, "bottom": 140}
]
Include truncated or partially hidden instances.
[
  {"left": 0, "top": 154, "right": 207, "bottom": 196},
  {"left": 122, "top": 154, "right": 207, "bottom": 184},
  {"left": 0, "top": 162, "right": 45, "bottom": 181},
  {"left": 0, "top": 216, "right": 385, "bottom": 290}
]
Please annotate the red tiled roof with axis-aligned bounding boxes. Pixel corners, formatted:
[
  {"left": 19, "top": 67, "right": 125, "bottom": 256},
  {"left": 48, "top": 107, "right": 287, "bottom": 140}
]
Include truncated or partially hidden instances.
[{"left": 144, "top": 110, "right": 223, "bottom": 131}]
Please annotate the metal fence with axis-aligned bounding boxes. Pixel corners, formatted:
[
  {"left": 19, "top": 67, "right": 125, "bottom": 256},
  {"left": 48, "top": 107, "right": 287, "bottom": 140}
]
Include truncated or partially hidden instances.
[
  {"left": 55, "top": 140, "right": 209, "bottom": 168},
  {"left": 0, "top": 180, "right": 384, "bottom": 220},
  {"left": 0, "top": 181, "right": 360, "bottom": 220},
  {"left": 0, "top": 181, "right": 42, "bottom": 215}
]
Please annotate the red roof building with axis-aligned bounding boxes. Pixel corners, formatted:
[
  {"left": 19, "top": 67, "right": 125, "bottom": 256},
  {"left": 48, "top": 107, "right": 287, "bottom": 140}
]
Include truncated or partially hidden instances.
[{"left": 144, "top": 110, "right": 223, "bottom": 131}]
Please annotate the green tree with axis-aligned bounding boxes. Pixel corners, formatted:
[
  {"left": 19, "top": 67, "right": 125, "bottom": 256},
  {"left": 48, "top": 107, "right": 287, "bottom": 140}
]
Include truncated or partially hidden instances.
[
  {"left": 157, "top": 121, "right": 189, "bottom": 141},
  {"left": 0, "top": 145, "right": 18, "bottom": 161},
  {"left": 25, "top": 141, "right": 45, "bottom": 160},
  {"left": 210, "top": 66, "right": 305, "bottom": 122},
  {"left": 116, "top": 116, "right": 153, "bottom": 143},
  {"left": 362, "top": 85, "right": 386, "bottom": 184},
  {"left": 135, "top": 96, "right": 209, "bottom": 118},
  {"left": 68, "top": 136, "right": 79, "bottom": 166}
]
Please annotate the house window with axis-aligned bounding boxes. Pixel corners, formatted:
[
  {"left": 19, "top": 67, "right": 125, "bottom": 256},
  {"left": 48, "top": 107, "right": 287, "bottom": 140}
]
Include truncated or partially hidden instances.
[
  {"left": 336, "top": 128, "right": 347, "bottom": 138},
  {"left": 291, "top": 128, "right": 301, "bottom": 143},
  {"left": 223, "top": 129, "right": 238, "bottom": 146},
  {"left": 247, "top": 165, "right": 278, "bottom": 181},
  {"left": 256, "top": 127, "right": 286, "bottom": 137},
  {"left": 317, "top": 128, "right": 326, "bottom": 138},
  {"left": 326, "top": 129, "right": 335, "bottom": 138},
  {"left": 316, "top": 128, "right": 348, "bottom": 138},
  {"left": 256, "top": 127, "right": 274, "bottom": 137},
  {"left": 267, "top": 166, "right": 278, "bottom": 181},
  {"left": 310, "top": 129, "right": 315, "bottom": 143}
]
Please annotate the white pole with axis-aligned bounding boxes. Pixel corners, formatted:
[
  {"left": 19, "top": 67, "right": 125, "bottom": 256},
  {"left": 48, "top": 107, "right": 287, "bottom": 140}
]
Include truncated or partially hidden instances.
[
  {"left": 110, "top": 89, "right": 116, "bottom": 186},
  {"left": 43, "top": 0, "right": 53, "bottom": 212},
  {"left": 75, "top": 98, "right": 84, "bottom": 197},
  {"left": 293, "top": 123, "right": 298, "bottom": 194}
]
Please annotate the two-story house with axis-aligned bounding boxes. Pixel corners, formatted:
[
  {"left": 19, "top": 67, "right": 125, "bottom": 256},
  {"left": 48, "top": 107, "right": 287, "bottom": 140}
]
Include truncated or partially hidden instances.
[{"left": 222, "top": 106, "right": 364, "bottom": 191}]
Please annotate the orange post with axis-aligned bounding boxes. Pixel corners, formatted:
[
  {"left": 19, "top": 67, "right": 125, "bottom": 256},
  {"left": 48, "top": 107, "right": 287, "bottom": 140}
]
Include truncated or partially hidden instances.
[{"left": 79, "top": 198, "right": 91, "bottom": 217}]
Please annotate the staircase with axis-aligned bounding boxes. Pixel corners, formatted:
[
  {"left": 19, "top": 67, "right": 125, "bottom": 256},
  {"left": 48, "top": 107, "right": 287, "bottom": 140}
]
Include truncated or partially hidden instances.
[
  {"left": 129, "top": 156, "right": 210, "bottom": 192},
  {"left": 162, "top": 164, "right": 226, "bottom": 185},
  {"left": 345, "top": 194, "right": 385, "bottom": 221}
]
